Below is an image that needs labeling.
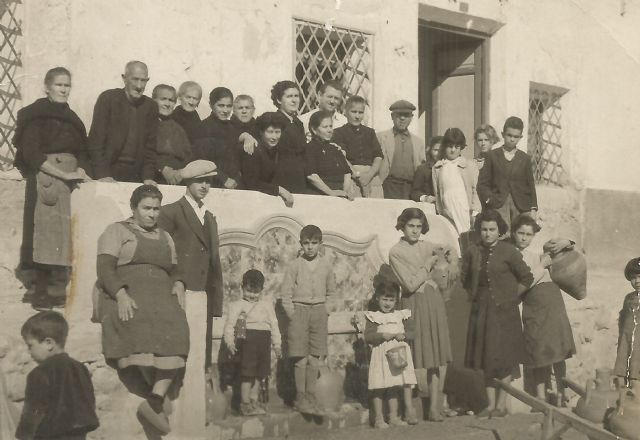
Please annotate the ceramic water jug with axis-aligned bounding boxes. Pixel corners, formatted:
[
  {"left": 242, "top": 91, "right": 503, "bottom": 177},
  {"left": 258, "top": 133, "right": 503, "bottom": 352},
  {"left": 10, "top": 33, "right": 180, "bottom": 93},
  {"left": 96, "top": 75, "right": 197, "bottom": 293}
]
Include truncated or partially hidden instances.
[
  {"left": 315, "top": 366, "right": 344, "bottom": 412},
  {"left": 547, "top": 248, "right": 587, "bottom": 300},
  {"left": 574, "top": 368, "right": 618, "bottom": 423},
  {"left": 609, "top": 388, "right": 640, "bottom": 440}
]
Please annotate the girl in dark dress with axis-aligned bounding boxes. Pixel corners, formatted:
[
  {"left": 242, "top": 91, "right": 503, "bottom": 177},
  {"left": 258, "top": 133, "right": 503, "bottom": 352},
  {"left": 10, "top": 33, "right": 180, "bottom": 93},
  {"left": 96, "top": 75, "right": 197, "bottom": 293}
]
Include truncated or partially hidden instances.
[
  {"left": 97, "top": 185, "right": 189, "bottom": 434},
  {"left": 267, "top": 80, "right": 308, "bottom": 194},
  {"left": 511, "top": 214, "right": 576, "bottom": 405},
  {"left": 14, "top": 67, "right": 92, "bottom": 310},
  {"left": 461, "top": 210, "right": 533, "bottom": 419},
  {"left": 241, "top": 111, "right": 295, "bottom": 207},
  {"left": 306, "top": 110, "right": 354, "bottom": 199}
]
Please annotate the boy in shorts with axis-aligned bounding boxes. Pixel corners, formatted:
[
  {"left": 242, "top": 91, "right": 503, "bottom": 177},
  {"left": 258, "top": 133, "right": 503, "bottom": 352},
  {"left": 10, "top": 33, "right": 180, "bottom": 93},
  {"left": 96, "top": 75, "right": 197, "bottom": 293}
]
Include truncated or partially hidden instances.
[
  {"left": 224, "top": 269, "right": 281, "bottom": 416},
  {"left": 280, "top": 225, "right": 336, "bottom": 413}
]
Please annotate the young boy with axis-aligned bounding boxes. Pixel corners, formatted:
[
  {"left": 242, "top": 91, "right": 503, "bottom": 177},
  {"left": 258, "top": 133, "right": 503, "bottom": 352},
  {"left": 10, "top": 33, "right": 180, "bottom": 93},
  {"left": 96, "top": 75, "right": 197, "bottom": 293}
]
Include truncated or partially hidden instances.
[
  {"left": 332, "top": 95, "right": 384, "bottom": 198},
  {"left": 172, "top": 80, "right": 203, "bottom": 143},
  {"left": 280, "top": 225, "right": 336, "bottom": 413},
  {"left": 16, "top": 311, "right": 98, "bottom": 440},
  {"left": 223, "top": 269, "right": 281, "bottom": 416},
  {"left": 614, "top": 257, "right": 640, "bottom": 389},
  {"left": 410, "top": 135, "right": 443, "bottom": 203},
  {"left": 477, "top": 116, "right": 538, "bottom": 230},
  {"left": 153, "top": 84, "right": 192, "bottom": 185}
]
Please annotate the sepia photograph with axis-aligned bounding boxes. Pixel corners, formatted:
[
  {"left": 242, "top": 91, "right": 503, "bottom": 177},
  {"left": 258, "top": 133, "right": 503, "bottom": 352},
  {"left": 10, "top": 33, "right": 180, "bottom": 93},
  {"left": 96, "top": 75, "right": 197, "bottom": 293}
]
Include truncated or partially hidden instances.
[{"left": 0, "top": 0, "right": 639, "bottom": 439}]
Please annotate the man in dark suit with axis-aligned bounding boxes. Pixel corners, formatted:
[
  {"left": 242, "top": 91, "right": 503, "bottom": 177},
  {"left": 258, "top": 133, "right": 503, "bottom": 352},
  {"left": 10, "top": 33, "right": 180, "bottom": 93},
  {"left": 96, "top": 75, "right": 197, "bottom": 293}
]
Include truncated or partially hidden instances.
[
  {"left": 477, "top": 116, "right": 538, "bottom": 231},
  {"left": 88, "top": 60, "right": 158, "bottom": 184},
  {"left": 157, "top": 159, "right": 223, "bottom": 437}
]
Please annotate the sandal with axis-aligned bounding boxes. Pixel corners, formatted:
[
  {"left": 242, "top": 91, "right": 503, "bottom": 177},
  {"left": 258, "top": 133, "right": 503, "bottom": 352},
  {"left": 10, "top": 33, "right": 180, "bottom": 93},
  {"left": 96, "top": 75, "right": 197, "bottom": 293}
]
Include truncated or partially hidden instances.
[
  {"left": 373, "top": 419, "right": 389, "bottom": 429},
  {"left": 388, "top": 416, "right": 408, "bottom": 426}
]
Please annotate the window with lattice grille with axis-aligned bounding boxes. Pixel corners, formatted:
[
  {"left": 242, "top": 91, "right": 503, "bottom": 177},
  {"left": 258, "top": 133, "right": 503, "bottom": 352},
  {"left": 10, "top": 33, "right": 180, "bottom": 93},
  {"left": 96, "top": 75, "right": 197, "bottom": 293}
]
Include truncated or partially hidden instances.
[
  {"left": 294, "top": 18, "right": 373, "bottom": 116},
  {"left": 527, "top": 82, "right": 568, "bottom": 186},
  {"left": 0, "top": 0, "right": 22, "bottom": 171}
]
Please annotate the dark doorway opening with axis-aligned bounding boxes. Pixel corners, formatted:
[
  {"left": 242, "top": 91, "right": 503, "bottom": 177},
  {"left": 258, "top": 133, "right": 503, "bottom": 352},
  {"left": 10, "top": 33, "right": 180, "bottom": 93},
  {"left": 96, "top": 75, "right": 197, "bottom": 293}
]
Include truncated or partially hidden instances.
[{"left": 419, "top": 25, "right": 488, "bottom": 160}]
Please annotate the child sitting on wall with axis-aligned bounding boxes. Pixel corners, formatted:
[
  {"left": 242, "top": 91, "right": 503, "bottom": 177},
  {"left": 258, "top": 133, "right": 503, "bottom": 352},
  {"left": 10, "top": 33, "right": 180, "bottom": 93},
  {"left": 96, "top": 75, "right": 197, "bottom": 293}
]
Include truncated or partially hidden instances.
[
  {"left": 16, "top": 311, "right": 99, "bottom": 440},
  {"left": 332, "top": 95, "right": 384, "bottom": 198},
  {"left": 223, "top": 269, "right": 282, "bottom": 416},
  {"left": 280, "top": 225, "right": 337, "bottom": 414}
]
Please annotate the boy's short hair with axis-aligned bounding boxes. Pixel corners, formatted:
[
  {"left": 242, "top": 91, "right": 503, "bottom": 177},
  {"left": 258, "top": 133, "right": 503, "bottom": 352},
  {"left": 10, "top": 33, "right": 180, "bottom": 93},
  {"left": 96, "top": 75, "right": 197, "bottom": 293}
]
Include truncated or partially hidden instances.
[
  {"left": 318, "top": 79, "right": 343, "bottom": 95},
  {"left": 503, "top": 116, "right": 524, "bottom": 133},
  {"left": 428, "top": 135, "right": 444, "bottom": 148},
  {"left": 300, "top": 224, "right": 323, "bottom": 242},
  {"left": 21, "top": 311, "right": 69, "bottom": 346},
  {"left": 177, "top": 81, "right": 202, "bottom": 97},
  {"left": 345, "top": 95, "right": 367, "bottom": 110},
  {"left": 242, "top": 269, "right": 265, "bottom": 291},
  {"left": 152, "top": 84, "right": 176, "bottom": 99},
  {"left": 234, "top": 94, "right": 255, "bottom": 107}
]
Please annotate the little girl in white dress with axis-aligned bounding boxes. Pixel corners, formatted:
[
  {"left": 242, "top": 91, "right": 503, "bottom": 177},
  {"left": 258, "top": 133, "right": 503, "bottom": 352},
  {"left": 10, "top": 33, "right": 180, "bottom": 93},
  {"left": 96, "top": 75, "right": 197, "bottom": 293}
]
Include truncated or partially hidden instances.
[{"left": 365, "top": 279, "right": 418, "bottom": 428}]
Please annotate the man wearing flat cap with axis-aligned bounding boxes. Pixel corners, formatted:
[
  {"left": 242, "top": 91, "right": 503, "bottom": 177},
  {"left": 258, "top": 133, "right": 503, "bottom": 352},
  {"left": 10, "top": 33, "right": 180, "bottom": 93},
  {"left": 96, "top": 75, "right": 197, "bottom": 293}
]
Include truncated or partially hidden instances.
[
  {"left": 376, "top": 100, "right": 425, "bottom": 199},
  {"left": 157, "top": 159, "right": 223, "bottom": 436}
]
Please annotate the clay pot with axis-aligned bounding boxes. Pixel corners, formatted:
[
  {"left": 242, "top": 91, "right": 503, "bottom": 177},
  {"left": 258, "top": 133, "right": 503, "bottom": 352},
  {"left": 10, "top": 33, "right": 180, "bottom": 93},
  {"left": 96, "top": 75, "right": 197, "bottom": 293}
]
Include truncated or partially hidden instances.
[
  {"left": 609, "top": 388, "right": 640, "bottom": 440},
  {"left": 548, "top": 248, "right": 587, "bottom": 300},
  {"left": 574, "top": 368, "right": 618, "bottom": 424},
  {"left": 205, "top": 369, "right": 228, "bottom": 422},
  {"left": 315, "top": 366, "right": 344, "bottom": 412}
]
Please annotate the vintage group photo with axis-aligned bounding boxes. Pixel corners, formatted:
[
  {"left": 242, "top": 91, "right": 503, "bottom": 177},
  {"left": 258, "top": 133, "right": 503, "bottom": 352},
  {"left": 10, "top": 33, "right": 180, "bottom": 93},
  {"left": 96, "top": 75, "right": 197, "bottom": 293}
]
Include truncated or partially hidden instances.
[{"left": 0, "top": 1, "right": 639, "bottom": 439}]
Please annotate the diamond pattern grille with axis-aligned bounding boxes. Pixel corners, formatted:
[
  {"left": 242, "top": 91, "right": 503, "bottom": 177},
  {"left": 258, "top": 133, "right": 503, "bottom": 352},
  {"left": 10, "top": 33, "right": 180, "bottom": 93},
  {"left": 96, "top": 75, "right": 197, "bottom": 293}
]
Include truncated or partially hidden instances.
[
  {"left": 294, "top": 18, "right": 372, "bottom": 115},
  {"left": 528, "top": 83, "right": 567, "bottom": 186},
  {"left": 0, "top": 0, "right": 21, "bottom": 171}
]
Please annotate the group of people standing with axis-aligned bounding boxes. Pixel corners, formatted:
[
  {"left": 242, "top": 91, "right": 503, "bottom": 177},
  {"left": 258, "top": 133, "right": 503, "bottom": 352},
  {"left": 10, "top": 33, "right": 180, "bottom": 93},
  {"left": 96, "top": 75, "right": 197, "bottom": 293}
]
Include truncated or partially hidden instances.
[{"left": 10, "top": 58, "right": 583, "bottom": 438}]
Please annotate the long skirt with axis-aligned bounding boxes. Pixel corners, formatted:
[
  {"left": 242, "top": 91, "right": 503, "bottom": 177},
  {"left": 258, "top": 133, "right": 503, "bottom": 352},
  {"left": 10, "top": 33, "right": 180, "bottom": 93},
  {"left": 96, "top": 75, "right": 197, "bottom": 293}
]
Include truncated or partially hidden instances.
[
  {"left": 465, "top": 287, "right": 524, "bottom": 380},
  {"left": 402, "top": 282, "right": 452, "bottom": 369},
  {"left": 522, "top": 282, "right": 576, "bottom": 367}
]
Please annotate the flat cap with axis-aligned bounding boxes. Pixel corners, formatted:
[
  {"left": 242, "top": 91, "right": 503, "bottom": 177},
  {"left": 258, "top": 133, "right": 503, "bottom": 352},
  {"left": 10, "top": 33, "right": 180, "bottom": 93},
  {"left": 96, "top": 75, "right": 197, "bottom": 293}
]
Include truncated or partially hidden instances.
[
  {"left": 389, "top": 100, "right": 416, "bottom": 112},
  {"left": 624, "top": 257, "right": 640, "bottom": 281},
  {"left": 180, "top": 160, "right": 217, "bottom": 180}
]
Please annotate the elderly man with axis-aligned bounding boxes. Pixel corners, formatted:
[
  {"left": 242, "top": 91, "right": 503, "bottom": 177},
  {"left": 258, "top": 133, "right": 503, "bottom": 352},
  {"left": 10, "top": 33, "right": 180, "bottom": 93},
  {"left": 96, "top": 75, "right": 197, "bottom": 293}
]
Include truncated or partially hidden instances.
[
  {"left": 298, "top": 79, "right": 348, "bottom": 141},
  {"left": 157, "top": 159, "right": 224, "bottom": 437},
  {"left": 88, "top": 60, "right": 158, "bottom": 184},
  {"left": 376, "top": 100, "right": 425, "bottom": 199}
]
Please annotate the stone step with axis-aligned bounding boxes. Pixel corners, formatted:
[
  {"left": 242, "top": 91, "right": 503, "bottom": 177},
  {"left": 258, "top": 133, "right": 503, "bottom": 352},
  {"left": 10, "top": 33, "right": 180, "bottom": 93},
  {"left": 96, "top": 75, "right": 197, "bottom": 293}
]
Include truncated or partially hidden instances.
[{"left": 207, "top": 391, "right": 442, "bottom": 440}]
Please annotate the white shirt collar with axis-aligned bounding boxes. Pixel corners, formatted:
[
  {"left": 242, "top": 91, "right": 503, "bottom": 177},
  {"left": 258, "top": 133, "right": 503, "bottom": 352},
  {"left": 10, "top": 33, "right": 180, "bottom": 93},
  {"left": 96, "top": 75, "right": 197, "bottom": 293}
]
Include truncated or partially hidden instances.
[{"left": 184, "top": 192, "right": 208, "bottom": 225}]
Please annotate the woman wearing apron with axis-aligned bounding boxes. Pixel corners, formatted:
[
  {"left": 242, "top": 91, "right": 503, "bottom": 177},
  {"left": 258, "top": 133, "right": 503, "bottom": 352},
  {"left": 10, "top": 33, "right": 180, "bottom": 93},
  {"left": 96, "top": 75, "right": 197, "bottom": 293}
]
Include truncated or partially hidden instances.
[{"left": 14, "top": 67, "right": 91, "bottom": 310}]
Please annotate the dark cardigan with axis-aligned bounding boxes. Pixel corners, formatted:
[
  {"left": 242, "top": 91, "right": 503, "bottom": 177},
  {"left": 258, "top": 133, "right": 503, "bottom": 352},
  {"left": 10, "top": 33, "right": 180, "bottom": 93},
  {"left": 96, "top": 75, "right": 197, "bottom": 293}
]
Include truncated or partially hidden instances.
[
  {"left": 87, "top": 88, "right": 158, "bottom": 180},
  {"left": 461, "top": 240, "right": 534, "bottom": 306}
]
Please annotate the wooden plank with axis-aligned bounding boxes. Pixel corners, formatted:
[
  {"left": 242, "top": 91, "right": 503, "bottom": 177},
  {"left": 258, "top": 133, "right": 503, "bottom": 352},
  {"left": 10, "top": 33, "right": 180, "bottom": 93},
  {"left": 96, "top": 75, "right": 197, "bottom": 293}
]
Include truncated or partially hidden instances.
[
  {"left": 562, "top": 378, "right": 586, "bottom": 397},
  {"left": 493, "top": 380, "right": 622, "bottom": 440}
]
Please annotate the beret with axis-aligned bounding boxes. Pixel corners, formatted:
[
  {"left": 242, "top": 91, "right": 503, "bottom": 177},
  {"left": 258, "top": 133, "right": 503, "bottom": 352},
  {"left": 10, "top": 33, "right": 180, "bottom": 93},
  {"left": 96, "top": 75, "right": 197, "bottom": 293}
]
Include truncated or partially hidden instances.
[
  {"left": 624, "top": 257, "right": 640, "bottom": 281},
  {"left": 180, "top": 160, "right": 217, "bottom": 180},
  {"left": 389, "top": 99, "right": 416, "bottom": 112}
]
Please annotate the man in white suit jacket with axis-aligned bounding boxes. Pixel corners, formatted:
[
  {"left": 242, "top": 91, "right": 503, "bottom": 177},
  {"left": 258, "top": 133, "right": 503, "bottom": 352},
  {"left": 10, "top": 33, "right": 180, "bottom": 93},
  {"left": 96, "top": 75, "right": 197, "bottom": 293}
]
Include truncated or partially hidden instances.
[{"left": 376, "top": 100, "right": 426, "bottom": 199}]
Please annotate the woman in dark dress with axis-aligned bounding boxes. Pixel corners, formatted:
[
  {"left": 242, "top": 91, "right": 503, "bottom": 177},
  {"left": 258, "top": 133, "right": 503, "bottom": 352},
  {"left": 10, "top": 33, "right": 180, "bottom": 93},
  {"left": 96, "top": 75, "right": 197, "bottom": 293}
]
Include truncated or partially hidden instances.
[
  {"left": 267, "top": 80, "right": 308, "bottom": 194},
  {"left": 241, "top": 111, "right": 295, "bottom": 207},
  {"left": 14, "top": 67, "right": 92, "bottom": 310},
  {"left": 510, "top": 214, "right": 576, "bottom": 405},
  {"left": 461, "top": 209, "right": 533, "bottom": 419},
  {"left": 172, "top": 81, "right": 202, "bottom": 144},
  {"left": 192, "top": 87, "right": 242, "bottom": 189},
  {"left": 96, "top": 185, "right": 189, "bottom": 434},
  {"left": 306, "top": 110, "right": 354, "bottom": 199}
]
